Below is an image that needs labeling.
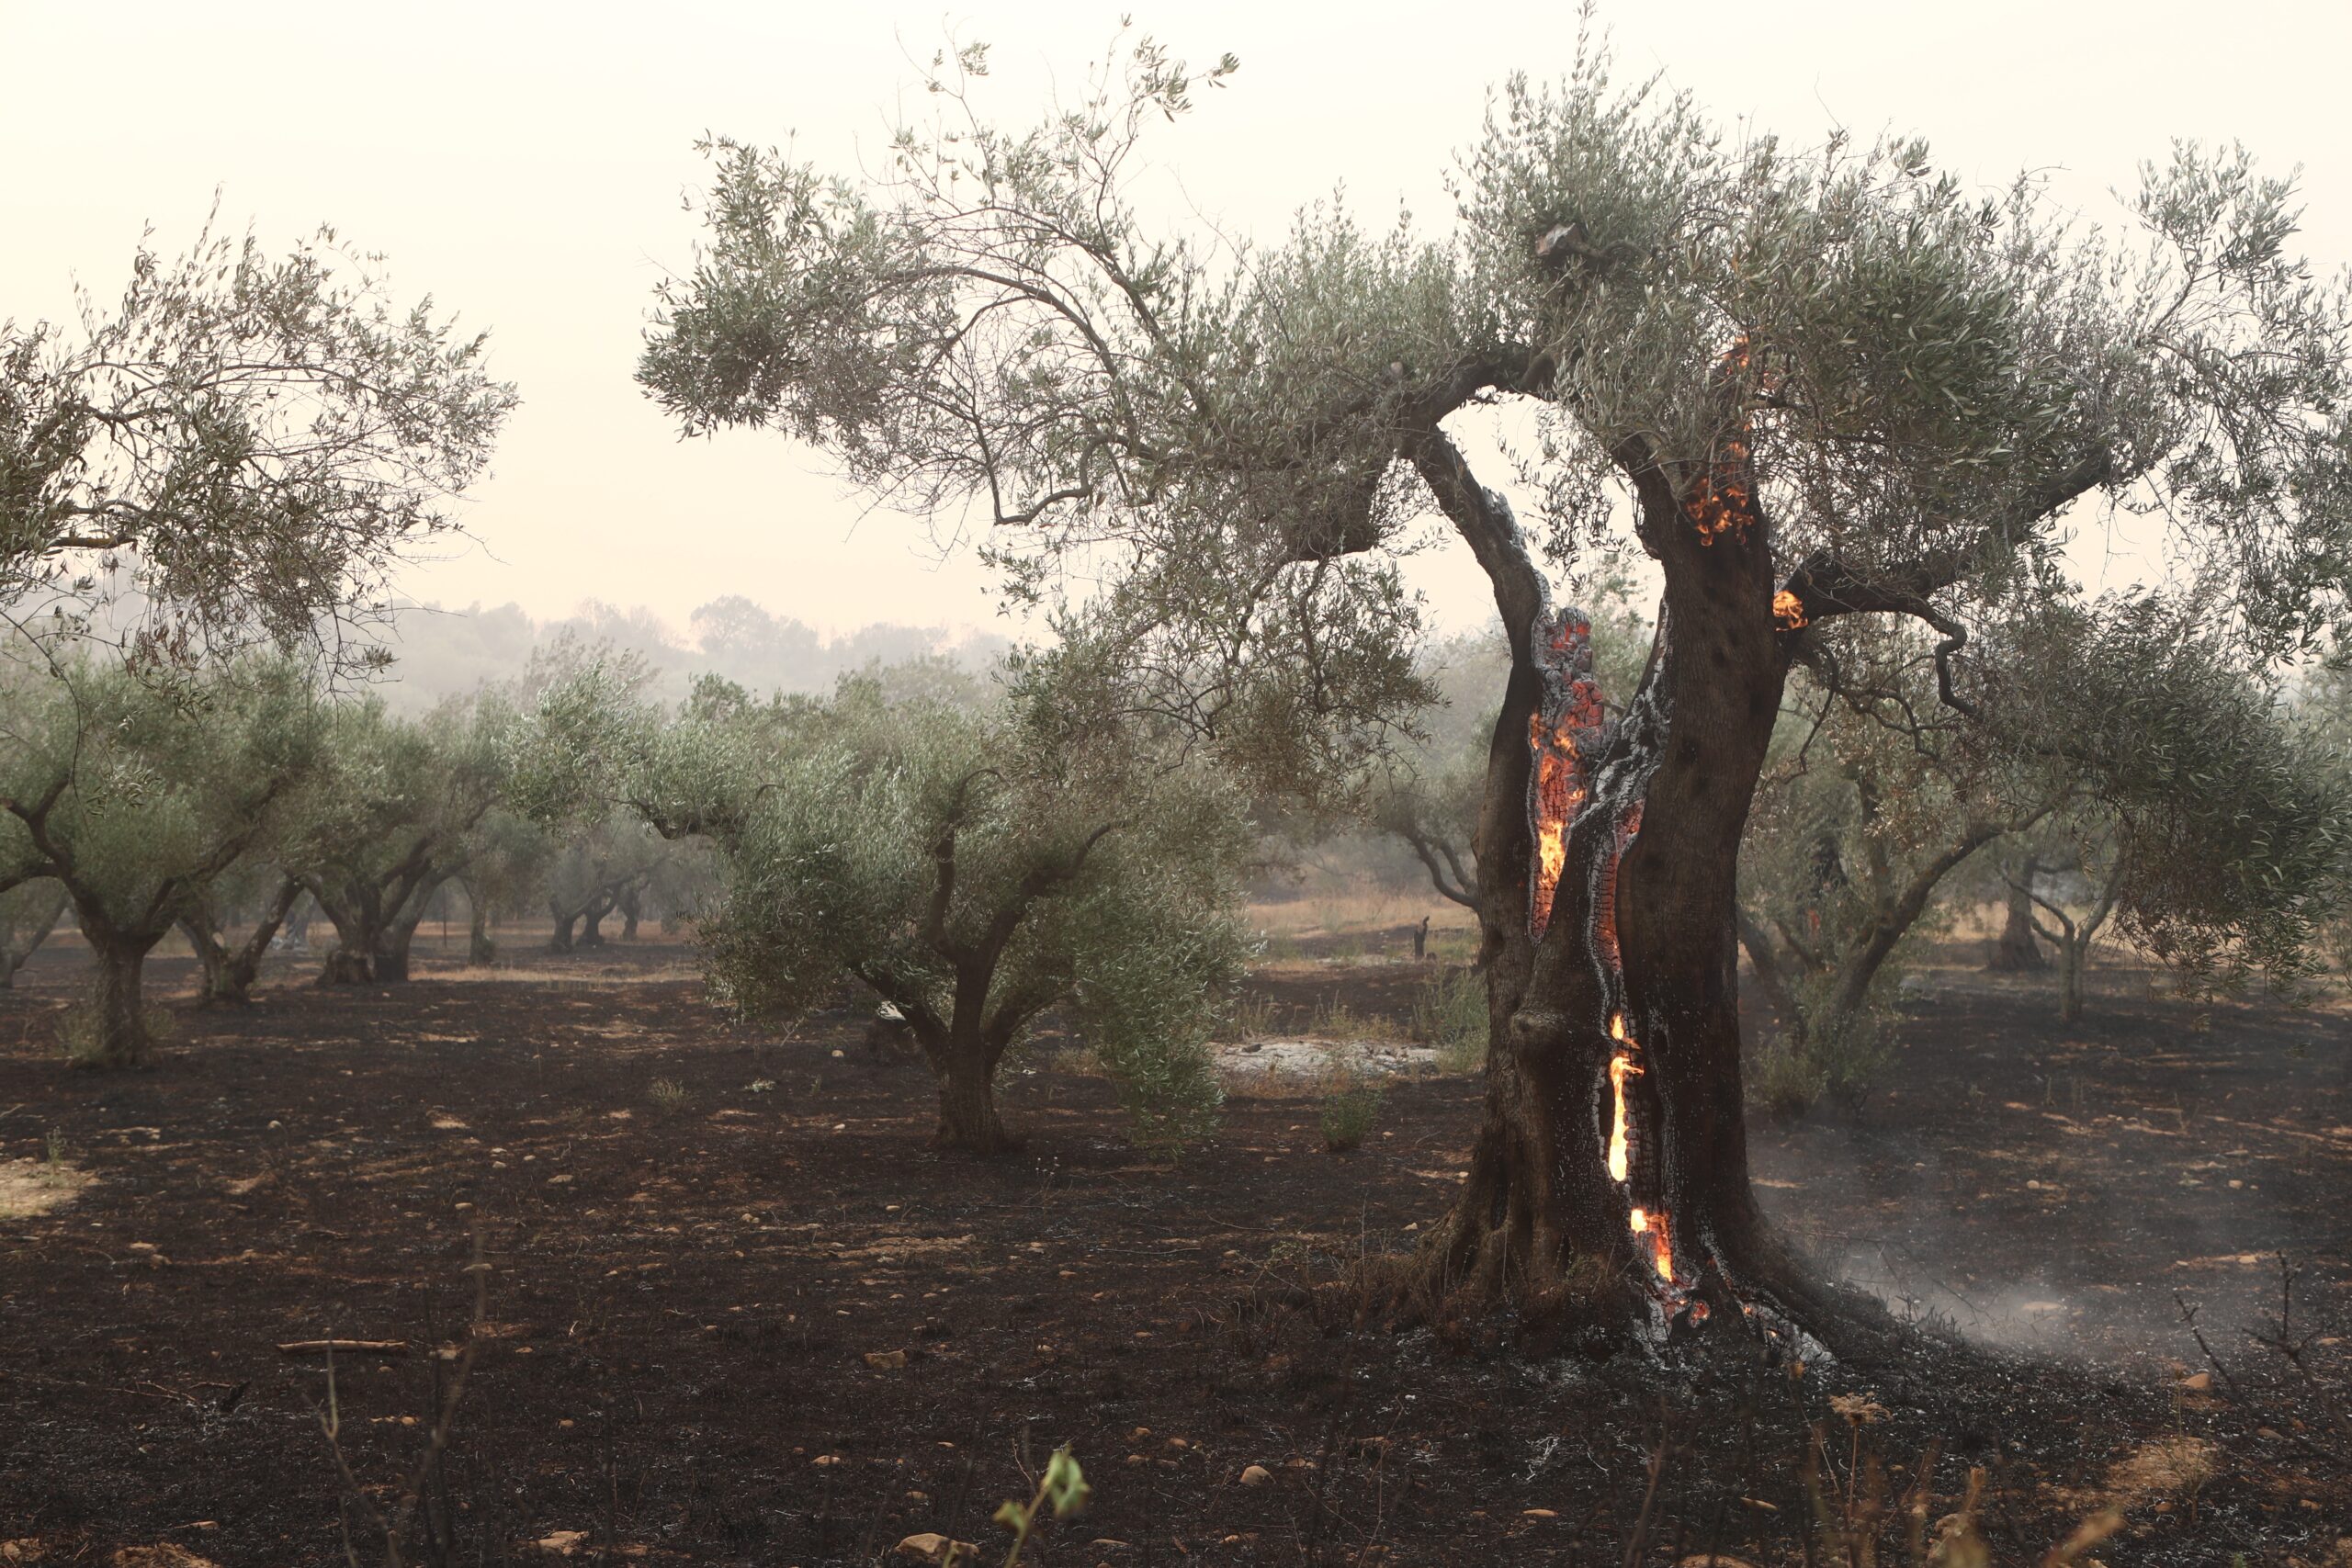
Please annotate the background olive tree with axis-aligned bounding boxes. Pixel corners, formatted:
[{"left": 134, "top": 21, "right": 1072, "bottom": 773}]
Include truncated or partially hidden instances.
[
  {"left": 2, "top": 211, "right": 514, "bottom": 670},
  {"left": 526, "top": 663, "right": 1257, "bottom": 1152},
  {"left": 0, "top": 657, "right": 324, "bottom": 1065}
]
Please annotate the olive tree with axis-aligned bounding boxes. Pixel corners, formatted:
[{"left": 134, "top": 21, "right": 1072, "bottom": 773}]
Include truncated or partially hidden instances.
[
  {"left": 178, "top": 860, "right": 305, "bottom": 1004},
  {"left": 0, "top": 657, "right": 324, "bottom": 1065},
  {"left": 641, "top": 35, "right": 2352, "bottom": 1352},
  {"left": 288, "top": 694, "right": 514, "bottom": 983},
  {"left": 1, "top": 213, "right": 514, "bottom": 667},
  {"left": 529, "top": 668, "right": 1255, "bottom": 1152}
]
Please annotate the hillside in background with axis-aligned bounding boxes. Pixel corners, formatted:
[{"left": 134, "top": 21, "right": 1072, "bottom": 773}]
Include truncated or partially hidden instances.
[{"left": 368, "top": 593, "right": 1015, "bottom": 706}]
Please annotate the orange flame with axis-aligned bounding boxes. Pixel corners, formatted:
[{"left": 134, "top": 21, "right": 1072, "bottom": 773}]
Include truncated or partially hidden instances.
[
  {"left": 1687, "top": 338, "right": 1760, "bottom": 547},
  {"left": 1628, "top": 1206, "right": 1677, "bottom": 1282},
  {"left": 1607, "top": 1045, "right": 1640, "bottom": 1183},
  {"left": 1772, "top": 589, "right": 1808, "bottom": 630},
  {"left": 1526, "top": 615, "right": 1603, "bottom": 940}
]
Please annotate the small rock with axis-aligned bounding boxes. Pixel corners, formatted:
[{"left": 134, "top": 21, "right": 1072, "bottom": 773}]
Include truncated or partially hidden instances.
[
  {"left": 894, "top": 1533, "right": 977, "bottom": 1565},
  {"left": 2180, "top": 1371, "right": 2214, "bottom": 1392},
  {"left": 864, "top": 1349, "right": 909, "bottom": 1371},
  {"left": 533, "top": 1531, "right": 588, "bottom": 1558},
  {"left": 1238, "top": 1464, "right": 1272, "bottom": 1486}
]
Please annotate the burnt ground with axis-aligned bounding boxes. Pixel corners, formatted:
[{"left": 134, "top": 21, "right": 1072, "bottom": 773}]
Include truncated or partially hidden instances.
[{"left": 0, "top": 926, "right": 2346, "bottom": 1566}]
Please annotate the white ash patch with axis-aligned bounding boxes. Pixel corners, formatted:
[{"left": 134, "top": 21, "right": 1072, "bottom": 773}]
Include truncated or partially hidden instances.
[{"left": 1215, "top": 1037, "right": 1438, "bottom": 1080}]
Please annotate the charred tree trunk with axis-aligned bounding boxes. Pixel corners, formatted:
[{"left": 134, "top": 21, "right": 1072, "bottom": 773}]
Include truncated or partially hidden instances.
[
  {"left": 313, "top": 886, "right": 382, "bottom": 985},
  {"left": 1989, "top": 860, "right": 2049, "bottom": 972},
  {"left": 1391, "top": 423, "right": 1887, "bottom": 1360}
]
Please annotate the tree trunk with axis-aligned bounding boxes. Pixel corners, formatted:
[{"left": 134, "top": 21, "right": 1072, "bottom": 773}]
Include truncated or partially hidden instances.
[
  {"left": 75, "top": 930, "right": 158, "bottom": 1069},
  {"left": 183, "top": 877, "right": 301, "bottom": 1005},
  {"left": 1395, "top": 439, "right": 1886, "bottom": 1360},
  {"left": 618, "top": 886, "right": 641, "bottom": 941},
  {"left": 548, "top": 908, "right": 578, "bottom": 953},
  {"left": 467, "top": 893, "right": 496, "bottom": 964},
  {"left": 0, "top": 885, "right": 69, "bottom": 988},
  {"left": 931, "top": 1037, "right": 1012, "bottom": 1153},
  {"left": 1989, "top": 863, "right": 2049, "bottom": 972},
  {"left": 578, "top": 897, "right": 611, "bottom": 948},
  {"left": 2058, "top": 937, "right": 2086, "bottom": 1024}
]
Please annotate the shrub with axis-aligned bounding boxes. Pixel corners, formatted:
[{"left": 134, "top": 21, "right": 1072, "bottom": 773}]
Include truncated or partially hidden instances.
[
  {"left": 1317, "top": 1056, "right": 1385, "bottom": 1152},
  {"left": 1411, "top": 965, "right": 1487, "bottom": 1072}
]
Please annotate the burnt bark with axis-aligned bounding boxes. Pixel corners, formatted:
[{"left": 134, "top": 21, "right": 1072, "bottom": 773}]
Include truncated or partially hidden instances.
[{"left": 1385, "top": 419, "right": 1892, "bottom": 1360}]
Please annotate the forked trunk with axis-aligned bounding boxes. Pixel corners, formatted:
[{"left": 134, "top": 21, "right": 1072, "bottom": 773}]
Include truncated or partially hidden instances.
[
  {"left": 182, "top": 877, "right": 301, "bottom": 1005},
  {"left": 619, "top": 886, "right": 641, "bottom": 941},
  {"left": 1398, "top": 458, "right": 1886, "bottom": 1360}
]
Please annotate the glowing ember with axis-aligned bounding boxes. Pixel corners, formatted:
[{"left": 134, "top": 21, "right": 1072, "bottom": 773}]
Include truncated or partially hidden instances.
[
  {"left": 1628, "top": 1206, "right": 1677, "bottom": 1282},
  {"left": 1772, "top": 589, "right": 1808, "bottom": 630},
  {"left": 1687, "top": 338, "right": 1761, "bottom": 547}
]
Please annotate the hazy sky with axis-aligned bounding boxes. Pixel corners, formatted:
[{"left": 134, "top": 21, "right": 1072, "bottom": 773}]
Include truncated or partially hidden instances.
[{"left": 7, "top": 1, "right": 2348, "bottom": 644}]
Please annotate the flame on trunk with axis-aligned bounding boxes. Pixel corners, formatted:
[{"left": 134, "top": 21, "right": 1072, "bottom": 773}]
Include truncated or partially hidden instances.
[
  {"left": 1523, "top": 609, "right": 1692, "bottom": 1311},
  {"left": 1525, "top": 612, "right": 1605, "bottom": 940},
  {"left": 1606, "top": 1037, "right": 1640, "bottom": 1183},
  {"left": 1627, "top": 1206, "right": 1677, "bottom": 1282},
  {"left": 1772, "top": 589, "right": 1808, "bottom": 630},
  {"left": 1687, "top": 337, "right": 1761, "bottom": 547}
]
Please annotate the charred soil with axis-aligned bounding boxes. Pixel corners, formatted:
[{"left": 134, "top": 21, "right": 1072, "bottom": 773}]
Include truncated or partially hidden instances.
[{"left": 0, "top": 931, "right": 2345, "bottom": 1565}]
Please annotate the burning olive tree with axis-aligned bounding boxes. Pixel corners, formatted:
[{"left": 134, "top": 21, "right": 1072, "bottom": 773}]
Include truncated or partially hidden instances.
[
  {"left": 0, "top": 656, "right": 325, "bottom": 1066},
  {"left": 526, "top": 667, "right": 1254, "bottom": 1153},
  {"left": 640, "top": 35, "right": 2352, "bottom": 1353}
]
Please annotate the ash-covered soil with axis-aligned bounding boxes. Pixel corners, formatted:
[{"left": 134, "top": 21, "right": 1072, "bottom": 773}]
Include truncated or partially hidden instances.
[{"left": 0, "top": 930, "right": 2344, "bottom": 1565}]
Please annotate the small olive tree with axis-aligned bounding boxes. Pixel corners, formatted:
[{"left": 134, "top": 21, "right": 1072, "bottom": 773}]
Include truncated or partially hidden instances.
[
  {"left": 529, "top": 668, "right": 1255, "bottom": 1152},
  {"left": 287, "top": 694, "right": 514, "bottom": 983},
  {"left": 0, "top": 657, "right": 324, "bottom": 1065}
]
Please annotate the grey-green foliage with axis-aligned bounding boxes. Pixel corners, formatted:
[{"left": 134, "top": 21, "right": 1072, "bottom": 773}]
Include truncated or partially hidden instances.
[
  {"left": 285, "top": 689, "right": 517, "bottom": 978},
  {"left": 0, "top": 655, "right": 325, "bottom": 926},
  {"left": 2, "top": 211, "right": 514, "bottom": 670},
  {"left": 644, "top": 29, "right": 2352, "bottom": 1029},
  {"left": 0, "top": 652, "right": 325, "bottom": 1061},
  {"left": 1987, "top": 596, "right": 2352, "bottom": 998},
  {"left": 530, "top": 662, "right": 1256, "bottom": 1148}
]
